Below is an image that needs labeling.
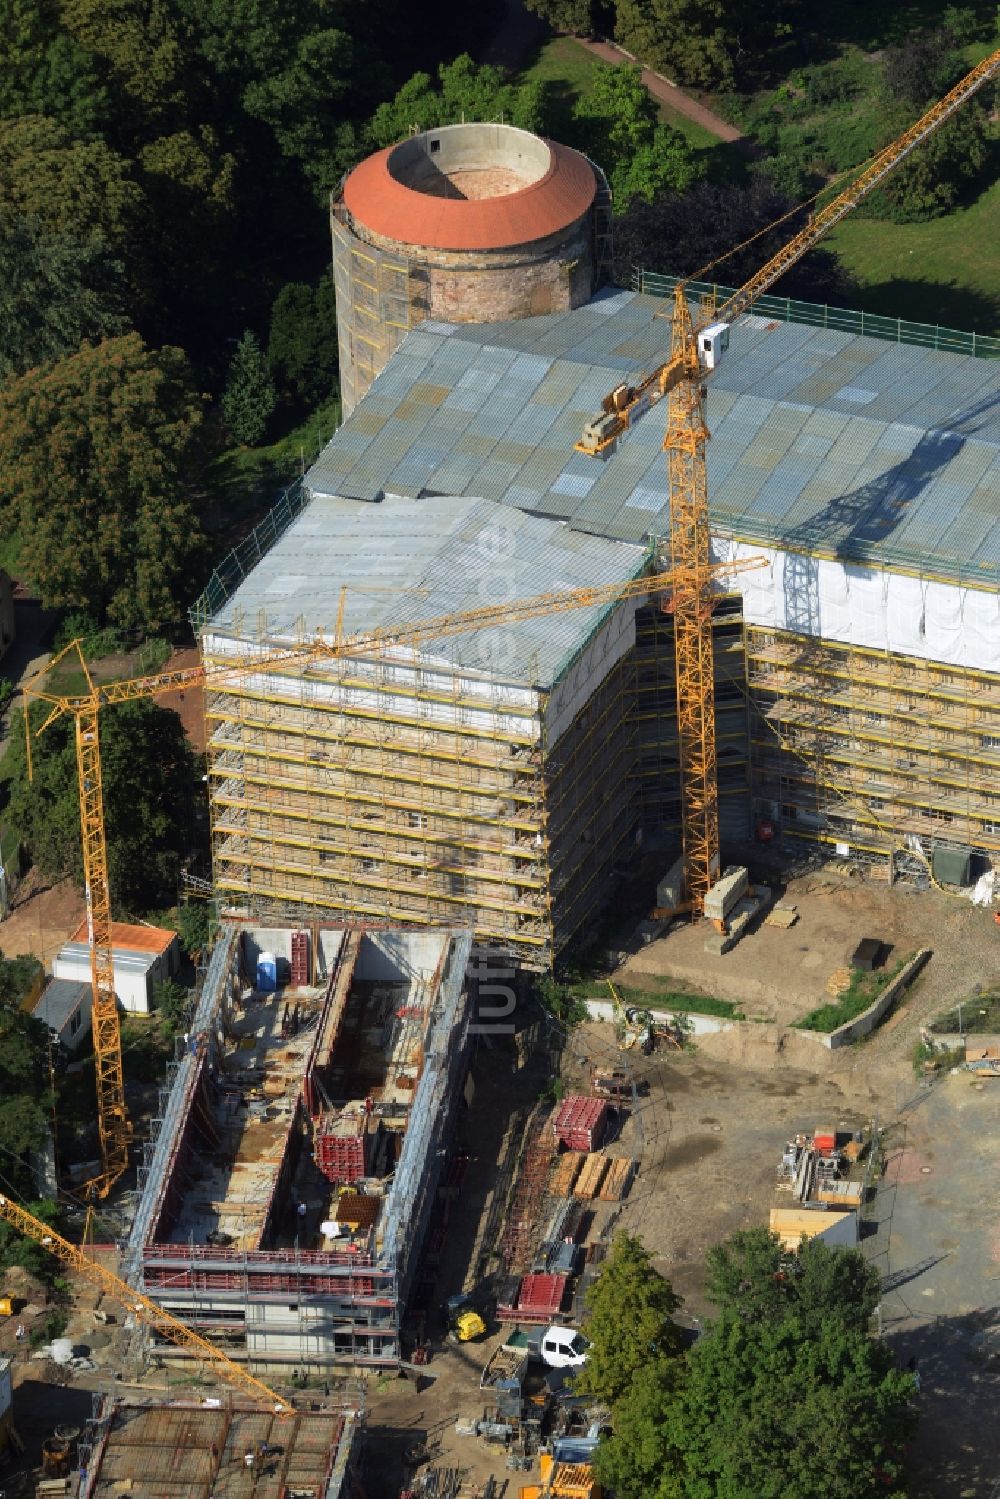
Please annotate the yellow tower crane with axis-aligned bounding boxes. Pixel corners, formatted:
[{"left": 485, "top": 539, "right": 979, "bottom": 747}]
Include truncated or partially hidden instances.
[
  {"left": 576, "top": 45, "right": 1000, "bottom": 915},
  {"left": 26, "top": 558, "right": 762, "bottom": 1196},
  {"left": 0, "top": 1194, "right": 288, "bottom": 1409}
]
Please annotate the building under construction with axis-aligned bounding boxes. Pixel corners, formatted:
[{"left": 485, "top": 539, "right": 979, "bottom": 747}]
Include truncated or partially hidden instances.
[
  {"left": 192, "top": 159, "right": 1000, "bottom": 961},
  {"left": 78, "top": 1396, "right": 361, "bottom": 1498},
  {"left": 127, "top": 920, "right": 472, "bottom": 1371}
]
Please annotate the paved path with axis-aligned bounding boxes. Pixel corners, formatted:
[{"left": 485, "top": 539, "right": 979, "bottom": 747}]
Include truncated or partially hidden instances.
[
  {"left": 572, "top": 35, "right": 747, "bottom": 145},
  {"left": 480, "top": 1, "right": 750, "bottom": 151}
]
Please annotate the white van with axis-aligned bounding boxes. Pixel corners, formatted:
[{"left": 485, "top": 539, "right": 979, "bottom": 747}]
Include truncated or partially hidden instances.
[{"left": 539, "top": 1326, "right": 589, "bottom": 1370}]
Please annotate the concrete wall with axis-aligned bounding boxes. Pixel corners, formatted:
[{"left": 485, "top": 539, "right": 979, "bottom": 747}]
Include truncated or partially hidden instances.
[
  {"left": 818, "top": 948, "right": 932, "bottom": 1050},
  {"left": 583, "top": 999, "right": 729, "bottom": 1036},
  {"left": 388, "top": 123, "right": 551, "bottom": 190}
]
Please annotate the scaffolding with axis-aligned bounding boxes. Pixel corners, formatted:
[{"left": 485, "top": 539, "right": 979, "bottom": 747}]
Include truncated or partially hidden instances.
[
  {"left": 633, "top": 596, "right": 751, "bottom": 847},
  {"left": 132, "top": 922, "right": 472, "bottom": 1373},
  {"left": 746, "top": 625, "right": 1000, "bottom": 874},
  {"left": 203, "top": 638, "right": 637, "bottom": 972},
  {"left": 331, "top": 202, "right": 423, "bottom": 418}
]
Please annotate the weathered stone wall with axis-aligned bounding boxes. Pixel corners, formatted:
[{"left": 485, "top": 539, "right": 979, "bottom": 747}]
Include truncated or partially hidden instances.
[{"left": 332, "top": 203, "right": 595, "bottom": 417}]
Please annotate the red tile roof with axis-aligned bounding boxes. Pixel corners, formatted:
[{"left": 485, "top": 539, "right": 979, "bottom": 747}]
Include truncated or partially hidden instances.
[
  {"left": 342, "top": 140, "right": 596, "bottom": 253},
  {"left": 69, "top": 920, "right": 177, "bottom": 955}
]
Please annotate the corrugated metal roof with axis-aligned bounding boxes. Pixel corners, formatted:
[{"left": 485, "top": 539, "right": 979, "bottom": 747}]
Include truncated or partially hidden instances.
[
  {"left": 302, "top": 290, "right": 1000, "bottom": 582},
  {"left": 209, "top": 493, "right": 647, "bottom": 688}
]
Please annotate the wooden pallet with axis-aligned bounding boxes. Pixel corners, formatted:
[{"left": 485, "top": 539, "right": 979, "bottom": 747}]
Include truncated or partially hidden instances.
[
  {"left": 550, "top": 1152, "right": 583, "bottom": 1198},
  {"left": 573, "top": 1153, "right": 609, "bottom": 1200},
  {"left": 599, "top": 1158, "right": 635, "bottom": 1202}
]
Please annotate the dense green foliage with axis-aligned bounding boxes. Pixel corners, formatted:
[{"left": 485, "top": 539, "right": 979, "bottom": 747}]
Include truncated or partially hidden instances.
[
  {"left": 0, "top": 219, "right": 129, "bottom": 379},
  {"left": 612, "top": 177, "right": 855, "bottom": 301},
  {"left": 526, "top": 0, "right": 805, "bottom": 87},
  {"left": 0, "top": 953, "right": 52, "bottom": 1192},
  {"left": 572, "top": 64, "right": 701, "bottom": 208},
  {"left": 3, "top": 699, "right": 203, "bottom": 912},
  {"left": 594, "top": 1228, "right": 917, "bottom": 1499},
  {"left": 0, "top": 1198, "right": 61, "bottom": 1278},
  {"left": 223, "top": 330, "right": 277, "bottom": 445},
  {"left": 576, "top": 1233, "right": 684, "bottom": 1405},
  {"left": 0, "top": 334, "right": 206, "bottom": 630},
  {"left": 268, "top": 277, "right": 339, "bottom": 411},
  {"left": 368, "top": 54, "right": 547, "bottom": 146}
]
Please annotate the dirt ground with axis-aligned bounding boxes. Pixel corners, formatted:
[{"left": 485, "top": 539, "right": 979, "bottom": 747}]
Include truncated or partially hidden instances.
[
  {"left": 5, "top": 871, "right": 998, "bottom": 1496},
  {"left": 362, "top": 870, "right": 1000, "bottom": 1494},
  {"left": 0, "top": 872, "right": 85, "bottom": 966},
  {"left": 155, "top": 645, "right": 206, "bottom": 752},
  {"left": 618, "top": 866, "right": 999, "bottom": 1031}
]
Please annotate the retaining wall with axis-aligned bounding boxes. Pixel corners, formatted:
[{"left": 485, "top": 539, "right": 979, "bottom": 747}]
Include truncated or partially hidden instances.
[{"left": 813, "top": 949, "right": 932, "bottom": 1050}]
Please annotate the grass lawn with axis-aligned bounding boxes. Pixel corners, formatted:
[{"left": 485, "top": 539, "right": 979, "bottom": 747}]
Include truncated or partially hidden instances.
[
  {"left": 568, "top": 974, "right": 742, "bottom": 1020},
  {"left": 823, "top": 170, "right": 1000, "bottom": 336},
  {"left": 516, "top": 36, "right": 745, "bottom": 182},
  {"left": 796, "top": 957, "right": 908, "bottom": 1034}
]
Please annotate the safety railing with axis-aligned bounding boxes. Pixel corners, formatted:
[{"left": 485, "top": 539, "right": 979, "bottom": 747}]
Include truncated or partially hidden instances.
[{"left": 634, "top": 270, "right": 1000, "bottom": 360}]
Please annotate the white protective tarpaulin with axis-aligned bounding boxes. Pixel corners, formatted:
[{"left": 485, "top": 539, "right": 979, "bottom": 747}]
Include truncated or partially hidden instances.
[{"left": 716, "top": 538, "right": 1000, "bottom": 674}]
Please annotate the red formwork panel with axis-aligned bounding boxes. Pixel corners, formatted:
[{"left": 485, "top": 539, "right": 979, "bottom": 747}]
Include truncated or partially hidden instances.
[
  {"left": 315, "top": 1123, "right": 367, "bottom": 1183},
  {"left": 517, "top": 1272, "right": 568, "bottom": 1320},
  {"left": 552, "top": 1096, "right": 609, "bottom": 1152},
  {"left": 291, "top": 930, "right": 310, "bottom": 987}
]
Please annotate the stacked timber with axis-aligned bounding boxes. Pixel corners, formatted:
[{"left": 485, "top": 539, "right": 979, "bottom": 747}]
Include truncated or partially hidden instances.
[
  {"left": 573, "top": 1154, "right": 609, "bottom": 1200},
  {"left": 599, "top": 1158, "right": 635, "bottom": 1202},
  {"left": 550, "top": 1153, "right": 583, "bottom": 1198}
]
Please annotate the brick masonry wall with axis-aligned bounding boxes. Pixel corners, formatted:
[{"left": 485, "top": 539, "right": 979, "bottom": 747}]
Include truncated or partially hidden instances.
[{"left": 333, "top": 204, "right": 595, "bottom": 414}]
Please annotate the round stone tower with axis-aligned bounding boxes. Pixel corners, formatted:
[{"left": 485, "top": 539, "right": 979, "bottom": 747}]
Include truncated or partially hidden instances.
[{"left": 331, "top": 122, "right": 604, "bottom": 416}]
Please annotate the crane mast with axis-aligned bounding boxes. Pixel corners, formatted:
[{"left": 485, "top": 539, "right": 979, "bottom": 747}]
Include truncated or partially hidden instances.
[{"left": 664, "top": 292, "right": 720, "bottom": 906}]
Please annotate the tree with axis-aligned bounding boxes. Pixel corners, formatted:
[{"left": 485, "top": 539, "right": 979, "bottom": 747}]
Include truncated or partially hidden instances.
[
  {"left": 152, "top": 976, "right": 191, "bottom": 1032},
  {"left": 593, "top": 1357, "right": 682, "bottom": 1499},
  {"left": 267, "top": 277, "right": 339, "bottom": 410},
  {"left": 59, "top": 0, "right": 194, "bottom": 120},
  {"left": 0, "top": 0, "right": 110, "bottom": 135},
  {"left": 0, "top": 218, "right": 128, "bottom": 379},
  {"left": 243, "top": 28, "right": 360, "bottom": 196},
  {"left": 0, "top": 334, "right": 206, "bottom": 631},
  {"left": 222, "top": 330, "right": 276, "bottom": 445},
  {"left": 3, "top": 698, "right": 202, "bottom": 912},
  {"left": 592, "top": 1230, "right": 915, "bottom": 1499},
  {"left": 614, "top": 0, "right": 733, "bottom": 89},
  {"left": 367, "top": 54, "right": 548, "bottom": 150},
  {"left": 576, "top": 1232, "right": 683, "bottom": 1405},
  {"left": 0, "top": 952, "right": 44, "bottom": 1008},
  {"left": 882, "top": 30, "right": 964, "bottom": 110},
  {"left": 572, "top": 66, "right": 701, "bottom": 211},
  {"left": 0, "top": 961, "right": 52, "bottom": 1188},
  {"left": 174, "top": 899, "right": 213, "bottom": 960},
  {"left": 611, "top": 177, "right": 856, "bottom": 303},
  {"left": 524, "top": 0, "right": 610, "bottom": 35},
  {"left": 0, "top": 114, "right": 145, "bottom": 253},
  {"left": 704, "top": 1226, "right": 881, "bottom": 1332},
  {"left": 661, "top": 1306, "right": 914, "bottom": 1498},
  {"left": 613, "top": 0, "right": 803, "bottom": 90},
  {"left": 867, "top": 104, "right": 989, "bottom": 223}
]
